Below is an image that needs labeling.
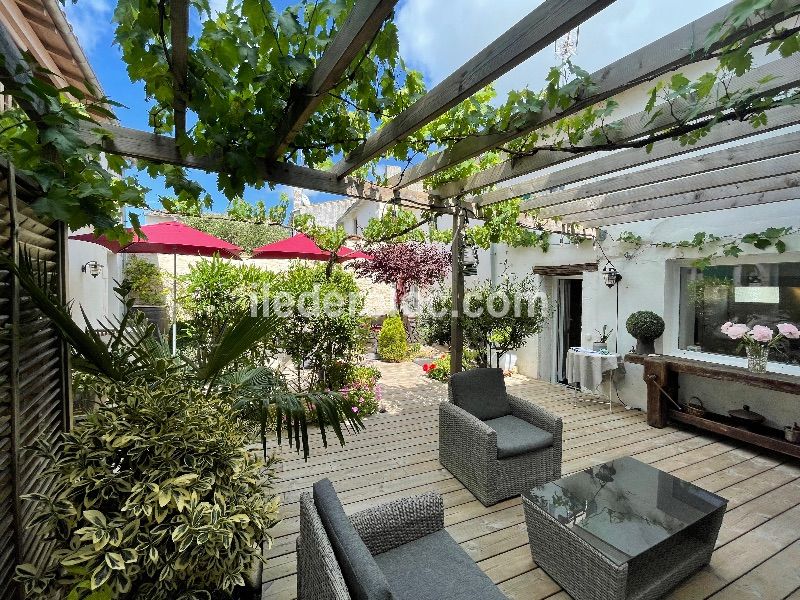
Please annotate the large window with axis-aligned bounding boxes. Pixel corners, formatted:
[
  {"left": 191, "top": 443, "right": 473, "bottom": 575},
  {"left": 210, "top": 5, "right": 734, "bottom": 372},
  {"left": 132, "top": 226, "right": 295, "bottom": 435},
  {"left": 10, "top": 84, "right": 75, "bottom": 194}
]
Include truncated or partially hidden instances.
[{"left": 678, "top": 261, "right": 800, "bottom": 366}]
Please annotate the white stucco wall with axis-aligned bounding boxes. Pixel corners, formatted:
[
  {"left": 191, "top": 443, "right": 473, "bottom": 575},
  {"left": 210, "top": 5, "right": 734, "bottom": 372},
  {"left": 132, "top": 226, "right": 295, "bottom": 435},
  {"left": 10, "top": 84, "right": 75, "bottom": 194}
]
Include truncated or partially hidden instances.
[{"left": 67, "top": 227, "right": 124, "bottom": 330}]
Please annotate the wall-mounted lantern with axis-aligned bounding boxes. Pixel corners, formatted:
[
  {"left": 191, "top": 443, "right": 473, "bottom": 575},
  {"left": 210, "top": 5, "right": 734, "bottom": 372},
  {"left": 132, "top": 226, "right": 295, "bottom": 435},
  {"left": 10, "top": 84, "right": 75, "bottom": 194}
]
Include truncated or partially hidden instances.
[
  {"left": 602, "top": 261, "right": 622, "bottom": 288},
  {"left": 81, "top": 260, "right": 103, "bottom": 278},
  {"left": 462, "top": 244, "right": 479, "bottom": 276}
]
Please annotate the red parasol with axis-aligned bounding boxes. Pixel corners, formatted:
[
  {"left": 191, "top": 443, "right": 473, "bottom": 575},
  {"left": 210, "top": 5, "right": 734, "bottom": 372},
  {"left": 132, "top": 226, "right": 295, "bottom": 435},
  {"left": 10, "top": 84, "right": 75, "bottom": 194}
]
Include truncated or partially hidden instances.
[
  {"left": 70, "top": 221, "right": 243, "bottom": 353},
  {"left": 251, "top": 233, "right": 371, "bottom": 262}
]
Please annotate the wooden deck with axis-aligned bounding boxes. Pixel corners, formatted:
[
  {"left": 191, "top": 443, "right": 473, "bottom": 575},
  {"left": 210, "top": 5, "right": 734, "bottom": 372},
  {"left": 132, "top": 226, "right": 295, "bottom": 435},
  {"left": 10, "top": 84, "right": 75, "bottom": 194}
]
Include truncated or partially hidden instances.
[{"left": 262, "top": 377, "right": 800, "bottom": 600}]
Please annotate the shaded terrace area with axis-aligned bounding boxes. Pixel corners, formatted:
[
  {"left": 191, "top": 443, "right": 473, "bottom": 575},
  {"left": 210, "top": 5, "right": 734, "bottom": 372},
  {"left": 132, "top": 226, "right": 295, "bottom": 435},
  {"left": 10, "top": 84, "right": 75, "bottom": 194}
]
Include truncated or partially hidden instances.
[{"left": 262, "top": 366, "right": 800, "bottom": 600}]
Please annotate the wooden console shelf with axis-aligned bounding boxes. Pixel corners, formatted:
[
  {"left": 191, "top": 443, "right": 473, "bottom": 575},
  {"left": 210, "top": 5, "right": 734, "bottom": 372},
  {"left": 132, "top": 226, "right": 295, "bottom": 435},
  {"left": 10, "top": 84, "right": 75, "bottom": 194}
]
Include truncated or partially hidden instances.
[
  {"left": 627, "top": 354, "right": 800, "bottom": 459},
  {"left": 668, "top": 410, "right": 800, "bottom": 459}
]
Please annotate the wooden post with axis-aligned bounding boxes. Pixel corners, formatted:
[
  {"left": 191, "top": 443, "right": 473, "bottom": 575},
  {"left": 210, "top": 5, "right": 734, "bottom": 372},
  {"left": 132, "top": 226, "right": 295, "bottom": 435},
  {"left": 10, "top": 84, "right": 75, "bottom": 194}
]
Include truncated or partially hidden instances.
[
  {"left": 450, "top": 206, "right": 465, "bottom": 374},
  {"left": 643, "top": 356, "right": 670, "bottom": 428}
]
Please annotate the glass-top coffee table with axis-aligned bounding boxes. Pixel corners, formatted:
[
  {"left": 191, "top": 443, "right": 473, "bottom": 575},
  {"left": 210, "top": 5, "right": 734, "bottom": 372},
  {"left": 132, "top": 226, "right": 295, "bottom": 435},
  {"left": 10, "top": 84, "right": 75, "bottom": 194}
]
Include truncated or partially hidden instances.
[{"left": 522, "top": 457, "right": 727, "bottom": 600}]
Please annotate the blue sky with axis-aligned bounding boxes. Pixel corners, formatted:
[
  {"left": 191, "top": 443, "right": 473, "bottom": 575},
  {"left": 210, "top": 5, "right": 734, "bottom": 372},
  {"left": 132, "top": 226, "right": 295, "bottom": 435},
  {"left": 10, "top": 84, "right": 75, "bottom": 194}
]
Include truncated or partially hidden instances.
[{"left": 63, "top": 0, "right": 728, "bottom": 219}]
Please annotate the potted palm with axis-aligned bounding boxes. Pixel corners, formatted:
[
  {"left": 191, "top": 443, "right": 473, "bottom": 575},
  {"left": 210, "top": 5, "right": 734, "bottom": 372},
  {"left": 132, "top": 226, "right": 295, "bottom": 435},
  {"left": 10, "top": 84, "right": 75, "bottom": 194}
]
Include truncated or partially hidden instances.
[{"left": 626, "top": 311, "right": 665, "bottom": 354}]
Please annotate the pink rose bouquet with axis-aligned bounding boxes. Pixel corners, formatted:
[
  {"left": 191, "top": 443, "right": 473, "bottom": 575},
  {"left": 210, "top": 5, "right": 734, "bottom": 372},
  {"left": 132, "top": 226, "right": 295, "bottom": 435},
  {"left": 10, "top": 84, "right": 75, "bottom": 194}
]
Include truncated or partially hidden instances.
[{"left": 720, "top": 321, "right": 799, "bottom": 370}]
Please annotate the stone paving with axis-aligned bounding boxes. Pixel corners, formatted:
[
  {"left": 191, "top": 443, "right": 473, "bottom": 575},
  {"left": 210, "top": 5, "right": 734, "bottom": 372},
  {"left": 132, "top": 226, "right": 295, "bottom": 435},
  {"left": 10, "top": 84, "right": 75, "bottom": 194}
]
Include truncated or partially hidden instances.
[{"left": 369, "top": 360, "right": 447, "bottom": 414}]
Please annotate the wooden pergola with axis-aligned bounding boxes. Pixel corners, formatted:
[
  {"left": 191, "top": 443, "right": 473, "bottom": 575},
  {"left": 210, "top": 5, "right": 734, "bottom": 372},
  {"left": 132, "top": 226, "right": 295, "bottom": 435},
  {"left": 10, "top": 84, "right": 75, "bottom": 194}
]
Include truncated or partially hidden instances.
[{"left": 1, "top": 0, "right": 799, "bottom": 376}]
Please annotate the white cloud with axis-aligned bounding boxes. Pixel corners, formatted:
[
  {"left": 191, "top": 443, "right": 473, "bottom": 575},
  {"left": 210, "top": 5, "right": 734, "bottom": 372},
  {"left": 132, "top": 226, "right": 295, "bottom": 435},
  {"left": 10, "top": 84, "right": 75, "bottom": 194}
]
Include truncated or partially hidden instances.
[
  {"left": 396, "top": 0, "right": 730, "bottom": 102},
  {"left": 63, "top": 0, "right": 114, "bottom": 53}
]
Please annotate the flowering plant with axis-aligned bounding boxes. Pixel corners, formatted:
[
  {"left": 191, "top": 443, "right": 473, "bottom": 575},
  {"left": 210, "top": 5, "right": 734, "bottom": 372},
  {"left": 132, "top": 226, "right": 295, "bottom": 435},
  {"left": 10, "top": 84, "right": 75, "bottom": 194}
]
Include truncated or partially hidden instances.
[
  {"left": 720, "top": 321, "right": 800, "bottom": 353},
  {"left": 341, "top": 365, "right": 382, "bottom": 416},
  {"left": 423, "top": 355, "right": 451, "bottom": 382}
]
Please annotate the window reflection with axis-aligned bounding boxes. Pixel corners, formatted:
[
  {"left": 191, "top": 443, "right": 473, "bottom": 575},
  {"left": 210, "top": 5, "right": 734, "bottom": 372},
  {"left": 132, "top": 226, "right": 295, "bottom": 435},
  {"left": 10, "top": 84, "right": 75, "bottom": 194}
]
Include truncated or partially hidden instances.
[{"left": 679, "top": 262, "right": 800, "bottom": 366}]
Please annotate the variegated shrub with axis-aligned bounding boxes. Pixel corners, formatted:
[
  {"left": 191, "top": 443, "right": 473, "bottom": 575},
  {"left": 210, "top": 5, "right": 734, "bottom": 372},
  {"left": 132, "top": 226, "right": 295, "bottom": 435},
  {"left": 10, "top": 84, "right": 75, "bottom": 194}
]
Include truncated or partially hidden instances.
[{"left": 17, "top": 377, "right": 279, "bottom": 600}]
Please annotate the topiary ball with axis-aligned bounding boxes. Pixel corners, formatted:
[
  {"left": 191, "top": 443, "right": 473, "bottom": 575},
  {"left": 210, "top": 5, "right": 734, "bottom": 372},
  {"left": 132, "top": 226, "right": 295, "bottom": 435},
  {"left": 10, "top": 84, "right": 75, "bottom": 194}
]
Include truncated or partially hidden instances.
[{"left": 626, "top": 310, "right": 665, "bottom": 340}]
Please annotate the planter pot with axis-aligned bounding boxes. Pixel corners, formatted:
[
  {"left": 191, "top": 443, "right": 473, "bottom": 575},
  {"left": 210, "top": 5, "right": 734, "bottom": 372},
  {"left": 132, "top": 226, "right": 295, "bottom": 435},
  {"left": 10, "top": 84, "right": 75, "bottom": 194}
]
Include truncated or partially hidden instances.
[
  {"left": 592, "top": 342, "right": 607, "bottom": 352},
  {"left": 746, "top": 345, "right": 769, "bottom": 373},
  {"left": 635, "top": 338, "right": 655, "bottom": 355},
  {"left": 131, "top": 304, "right": 169, "bottom": 334}
]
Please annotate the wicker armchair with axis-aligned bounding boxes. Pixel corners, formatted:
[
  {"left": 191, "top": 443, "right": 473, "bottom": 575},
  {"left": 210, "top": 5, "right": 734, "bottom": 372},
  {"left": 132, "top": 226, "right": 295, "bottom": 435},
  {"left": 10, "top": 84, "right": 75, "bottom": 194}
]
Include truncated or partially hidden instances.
[
  {"left": 297, "top": 480, "right": 506, "bottom": 600},
  {"left": 440, "top": 368, "right": 562, "bottom": 506}
]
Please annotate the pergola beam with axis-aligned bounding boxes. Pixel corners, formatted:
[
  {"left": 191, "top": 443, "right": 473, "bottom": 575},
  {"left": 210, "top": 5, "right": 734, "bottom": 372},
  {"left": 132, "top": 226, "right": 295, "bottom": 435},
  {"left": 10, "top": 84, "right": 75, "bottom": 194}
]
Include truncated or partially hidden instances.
[
  {"left": 562, "top": 163, "right": 800, "bottom": 224},
  {"left": 392, "top": 0, "right": 800, "bottom": 191},
  {"left": 267, "top": 0, "right": 398, "bottom": 159},
  {"left": 537, "top": 130, "right": 800, "bottom": 219},
  {"left": 170, "top": 0, "right": 189, "bottom": 136},
  {"left": 468, "top": 55, "right": 800, "bottom": 210},
  {"left": 0, "top": 20, "right": 443, "bottom": 212},
  {"left": 559, "top": 153, "right": 800, "bottom": 223},
  {"left": 82, "top": 123, "right": 443, "bottom": 211},
  {"left": 509, "top": 105, "right": 800, "bottom": 212},
  {"left": 580, "top": 186, "right": 800, "bottom": 227},
  {"left": 330, "top": 0, "right": 616, "bottom": 178}
]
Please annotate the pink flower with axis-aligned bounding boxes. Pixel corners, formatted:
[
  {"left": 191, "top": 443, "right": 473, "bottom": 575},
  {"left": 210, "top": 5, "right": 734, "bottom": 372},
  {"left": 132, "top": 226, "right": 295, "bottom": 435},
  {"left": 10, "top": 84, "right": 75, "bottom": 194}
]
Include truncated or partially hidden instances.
[
  {"left": 777, "top": 323, "right": 800, "bottom": 339},
  {"left": 750, "top": 325, "right": 774, "bottom": 343},
  {"left": 725, "top": 324, "right": 750, "bottom": 340},
  {"left": 351, "top": 406, "right": 359, "bottom": 413},
  {"left": 720, "top": 321, "right": 733, "bottom": 333}
]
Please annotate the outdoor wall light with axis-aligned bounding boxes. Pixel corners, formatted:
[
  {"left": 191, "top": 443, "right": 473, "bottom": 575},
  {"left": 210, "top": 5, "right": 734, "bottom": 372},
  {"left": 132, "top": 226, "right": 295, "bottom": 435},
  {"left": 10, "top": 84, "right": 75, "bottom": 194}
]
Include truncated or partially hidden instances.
[
  {"left": 602, "top": 261, "right": 622, "bottom": 288},
  {"left": 81, "top": 260, "right": 103, "bottom": 278},
  {"left": 462, "top": 245, "right": 479, "bottom": 276}
]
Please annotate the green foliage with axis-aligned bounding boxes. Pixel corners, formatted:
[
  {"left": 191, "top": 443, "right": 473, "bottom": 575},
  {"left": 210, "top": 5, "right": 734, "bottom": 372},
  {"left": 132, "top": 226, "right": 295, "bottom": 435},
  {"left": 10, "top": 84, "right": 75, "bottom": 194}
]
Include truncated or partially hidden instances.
[
  {"left": 112, "top": 0, "right": 422, "bottom": 193},
  {"left": 16, "top": 379, "right": 279, "bottom": 600},
  {"left": 421, "top": 275, "right": 547, "bottom": 368},
  {"left": 419, "top": 290, "right": 453, "bottom": 347},
  {"left": 625, "top": 311, "right": 666, "bottom": 341},
  {"left": 614, "top": 226, "right": 795, "bottom": 270},
  {"left": 468, "top": 199, "right": 550, "bottom": 251},
  {"left": 3, "top": 250, "right": 362, "bottom": 461},
  {"left": 178, "top": 257, "right": 276, "bottom": 363},
  {"left": 122, "top": 257, "right": 166, "bottom": 305},
  {"left": 0, "top": 75, "right": 149, "bottom": 241},
  {"left": 362, "top": 208, "right": 452, "bottom": 244},
  {"left": 182, "top": 214, "right": 288, "bottom": 253},
  {"left": 342, "top": 365, "right": 382, "bottom": 417},
  {"left": 422, "top": 356, "right": 450, "bottom": 382},
  {"left": 269, "top": 263, "right": 366, "bottom": 388},
  {"left": 377, "top": 315, "right": 408, "bottom": 362}
]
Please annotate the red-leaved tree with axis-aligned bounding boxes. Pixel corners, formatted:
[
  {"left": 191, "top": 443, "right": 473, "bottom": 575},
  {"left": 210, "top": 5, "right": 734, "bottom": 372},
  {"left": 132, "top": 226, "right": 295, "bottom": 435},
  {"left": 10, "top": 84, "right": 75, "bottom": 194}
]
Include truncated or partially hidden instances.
[{"left": 351, "top": 242, "right": 451, "bottom": 313}]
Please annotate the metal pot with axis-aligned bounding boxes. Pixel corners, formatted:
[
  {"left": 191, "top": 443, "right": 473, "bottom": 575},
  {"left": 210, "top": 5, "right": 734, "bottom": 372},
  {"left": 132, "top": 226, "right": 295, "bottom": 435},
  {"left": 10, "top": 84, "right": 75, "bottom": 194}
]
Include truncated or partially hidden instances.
[
  {"left": 635, "top": 338, "right": 655, "bottom": 354},
  {"left": 728, "top": 405, "right": 765, "bottom": 426},
  {"left": 785, "top": 424, "right": 800, "bottom": 444},
  {"left": 592, "top": 342, "right": 608, "bottom": 352}
]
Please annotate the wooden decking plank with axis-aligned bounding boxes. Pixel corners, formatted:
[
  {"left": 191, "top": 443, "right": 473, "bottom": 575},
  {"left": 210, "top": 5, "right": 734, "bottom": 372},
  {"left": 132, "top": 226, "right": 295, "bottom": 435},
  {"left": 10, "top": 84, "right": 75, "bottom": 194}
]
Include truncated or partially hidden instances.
[
  {"left": 478, "top": 544, "right": 537, "bottom": 584},
  {"left": 716, "top": 477, "right": 800, "bottom": 547},
  {"left": 262, "top": 373, "right": 800, "bottom": 600},
  {"left": 707, "top": 540, "right": 800, "bottom": 599},
  {"left": 667, "top": 503, "right": 800, "bottom": 599}
]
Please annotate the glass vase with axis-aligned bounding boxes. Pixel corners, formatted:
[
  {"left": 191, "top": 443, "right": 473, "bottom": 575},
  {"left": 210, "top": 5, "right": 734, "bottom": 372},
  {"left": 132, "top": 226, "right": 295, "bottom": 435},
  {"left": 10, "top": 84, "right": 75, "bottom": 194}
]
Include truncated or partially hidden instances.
[{"left": 746, "top": 345, "right": 769, "bottom": 373}]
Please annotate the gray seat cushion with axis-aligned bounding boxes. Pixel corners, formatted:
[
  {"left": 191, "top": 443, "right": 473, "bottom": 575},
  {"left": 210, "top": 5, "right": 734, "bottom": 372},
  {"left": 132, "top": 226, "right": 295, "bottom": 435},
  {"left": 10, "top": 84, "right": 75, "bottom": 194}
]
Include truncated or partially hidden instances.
[
  {"left": 374, "top": 530, "right": 506, "bottom": 600},
  {"left": 449, "top": 368, "right": 510, "bottom": 420},
  {"left": 484, "top": 415, "right": 554, "bottom": 459},
  {"left": 313, "top": 479, "right": 393, "bottom": 600}
]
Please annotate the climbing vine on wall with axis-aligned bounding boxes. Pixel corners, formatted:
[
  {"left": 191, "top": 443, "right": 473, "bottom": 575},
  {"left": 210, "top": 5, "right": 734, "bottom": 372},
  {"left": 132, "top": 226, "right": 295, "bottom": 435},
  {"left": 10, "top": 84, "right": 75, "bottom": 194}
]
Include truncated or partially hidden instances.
[{"left": 614, "top": 226, "right": 795, "bottom": 269}]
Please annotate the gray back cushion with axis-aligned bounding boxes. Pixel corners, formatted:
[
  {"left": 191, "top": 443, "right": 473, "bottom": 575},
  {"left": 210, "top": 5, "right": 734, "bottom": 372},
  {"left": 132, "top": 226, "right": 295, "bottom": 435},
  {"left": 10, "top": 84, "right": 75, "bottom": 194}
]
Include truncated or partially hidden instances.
[
  {"left": 449, "top": 368, "right": 510, "bottom": 420},
  {"left": 313, "top": 479, "right": 393, "bottom": 600}
]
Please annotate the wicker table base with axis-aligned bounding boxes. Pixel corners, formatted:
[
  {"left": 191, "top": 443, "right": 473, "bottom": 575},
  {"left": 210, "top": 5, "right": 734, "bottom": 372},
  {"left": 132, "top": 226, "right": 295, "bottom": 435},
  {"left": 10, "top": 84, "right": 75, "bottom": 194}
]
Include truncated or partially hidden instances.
[{"left": 522, "top": 460, "right": 726, "bottom": 600}]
